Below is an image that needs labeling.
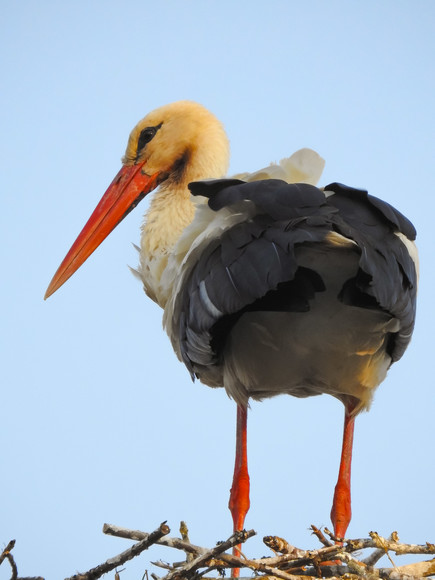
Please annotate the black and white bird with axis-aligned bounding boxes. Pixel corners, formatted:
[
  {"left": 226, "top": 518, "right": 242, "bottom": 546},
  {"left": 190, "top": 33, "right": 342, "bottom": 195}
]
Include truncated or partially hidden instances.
[{"left": 45, "top": 100, "right": 418, "bottom": 555}]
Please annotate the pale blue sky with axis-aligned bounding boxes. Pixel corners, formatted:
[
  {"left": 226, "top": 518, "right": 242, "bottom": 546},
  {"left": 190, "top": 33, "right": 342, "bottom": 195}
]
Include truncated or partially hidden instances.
[{"left": 1, "top": 2, "right": 434, "bottom": 579}]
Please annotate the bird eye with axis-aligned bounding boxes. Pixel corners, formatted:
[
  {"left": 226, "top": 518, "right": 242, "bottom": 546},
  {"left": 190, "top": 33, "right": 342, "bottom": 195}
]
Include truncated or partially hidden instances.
[{"left": 137, "top": 123, "right": 162, "bottom": 154}]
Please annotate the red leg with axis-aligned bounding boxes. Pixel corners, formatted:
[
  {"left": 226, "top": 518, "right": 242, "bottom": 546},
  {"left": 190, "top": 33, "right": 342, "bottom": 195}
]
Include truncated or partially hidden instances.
[
  {"left": 229, "top": 404, "right": 250, "bottom": 577},
  {"left": 330, "top": 402, "right": 356, "bottom": 540}
]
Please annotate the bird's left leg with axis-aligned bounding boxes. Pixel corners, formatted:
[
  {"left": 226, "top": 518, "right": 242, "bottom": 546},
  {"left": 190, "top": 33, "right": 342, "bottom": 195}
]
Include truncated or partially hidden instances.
[
  {"left": 229, "top": 404, "right": 250, "bottom": 576},
  {"left": 330, "top": 400, "right": 357, "bottom": 540}
]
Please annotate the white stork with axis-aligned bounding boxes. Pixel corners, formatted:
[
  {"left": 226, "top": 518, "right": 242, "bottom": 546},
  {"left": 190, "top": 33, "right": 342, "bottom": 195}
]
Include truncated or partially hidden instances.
[{"left": 45, "top": 101, "right": 418, "bottom": 554}]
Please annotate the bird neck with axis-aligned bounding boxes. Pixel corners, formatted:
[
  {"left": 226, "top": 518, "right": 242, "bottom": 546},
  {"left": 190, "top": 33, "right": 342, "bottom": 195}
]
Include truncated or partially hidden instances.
[
  {"left": 141, "top": 131, "right": 229, "bottom": 258},
  {"left": 138, "top": 132, "right": 229, "bottom": 306},
  {"left": 137, "top": 181, "right": 196, "bottom": 307},
  {"left": 141, "top": 182, "right": 195, "bottom": 258}
]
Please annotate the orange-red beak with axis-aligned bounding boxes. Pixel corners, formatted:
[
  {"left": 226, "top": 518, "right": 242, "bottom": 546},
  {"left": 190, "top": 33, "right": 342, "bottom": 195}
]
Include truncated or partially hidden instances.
[{"left": 44, "top": 162, "right": 161, "bottom": 300}]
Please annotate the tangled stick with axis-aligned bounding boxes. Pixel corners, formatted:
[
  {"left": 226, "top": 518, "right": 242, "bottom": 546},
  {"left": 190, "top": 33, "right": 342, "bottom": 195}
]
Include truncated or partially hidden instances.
[{"left": 2, "top": 523, "right": 434, "bottom": 579}]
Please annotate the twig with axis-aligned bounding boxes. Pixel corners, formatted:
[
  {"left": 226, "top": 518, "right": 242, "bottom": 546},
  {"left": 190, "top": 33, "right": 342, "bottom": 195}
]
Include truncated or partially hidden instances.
[
  {"left": 0, "top": 539, "right": 44, "bottom": 580},
  {"left": 370, "top": 531, "right": 397, "bottom": 568},
  {"left": 150, "top": 560, "right": 174, "bottom": 570},
  {"left": 102, "top": 524, "right": 150, "bottom": 542},
  {"left": 346, "top": 534, "right": 435, "bottom": 556},
  {"left": 164, "top": 529, "right": 256, "bottom": 580},
  {"left": 362, "top": 532, "right": 399, "bottom": 567},
  {"left": 103, "top": 523, "right": 204, "bottom": 556},
  {"left": 64, "top": 521, "right": 170, "bottom": 580},
  {"left": 263, "top": 535, "right": 306, "bottom": 557},
  {"left": 310, "top": 525, "right": 333, "bottom": 547},
  {"left": 7, "top": 553, "right": 18, "bottom": 580},
  {"left": 179, "top": 521, "right": 194, "bottom": 563},
  {"left": 379, "top": 557, "right": 435, "bottom": 578},
  {"left": 179, "top": 521, "right": 189, "bottom": 543},
  {"left": 323, "top": 527, "right": 342, "bottom": 543},
  {"left": 0, "top": 540, "right": 16, "bottom": 566},
  {"left": 0, "top": 539, "right": 18, "bottom": 579}
]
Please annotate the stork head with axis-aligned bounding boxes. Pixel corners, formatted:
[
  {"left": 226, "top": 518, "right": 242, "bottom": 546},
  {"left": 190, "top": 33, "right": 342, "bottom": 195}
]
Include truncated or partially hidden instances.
[
  {"left": 44, "top": 101, "right": 229, "bottom": 299},
  {"left": 124, "top": 101, "right": 229, "bottom": 184}
]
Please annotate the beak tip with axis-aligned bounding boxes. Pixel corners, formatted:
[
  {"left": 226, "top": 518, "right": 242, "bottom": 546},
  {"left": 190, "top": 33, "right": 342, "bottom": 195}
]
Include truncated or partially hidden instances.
[{"left": 44, "top": 280, "right": 58, "bottom": 300}]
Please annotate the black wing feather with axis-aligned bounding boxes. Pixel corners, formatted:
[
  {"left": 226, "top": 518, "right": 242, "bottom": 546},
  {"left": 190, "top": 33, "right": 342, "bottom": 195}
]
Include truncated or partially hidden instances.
[{"left": 175, "top": 179, "right": 417, "bottom": 378}]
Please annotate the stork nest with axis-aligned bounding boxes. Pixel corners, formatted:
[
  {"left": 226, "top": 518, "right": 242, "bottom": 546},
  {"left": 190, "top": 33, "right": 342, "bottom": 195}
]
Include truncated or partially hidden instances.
[{"left": 2, "top": 521, "right": 434, "bottom": 580}]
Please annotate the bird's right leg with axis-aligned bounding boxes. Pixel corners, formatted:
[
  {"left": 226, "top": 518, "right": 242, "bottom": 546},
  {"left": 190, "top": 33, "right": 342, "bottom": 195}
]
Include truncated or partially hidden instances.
[
  {"left": 229, "top": 403, "right": 250, "bottom": 577},
  {"left": 330, "top": 400, "right": 357, "bottom": 540}
]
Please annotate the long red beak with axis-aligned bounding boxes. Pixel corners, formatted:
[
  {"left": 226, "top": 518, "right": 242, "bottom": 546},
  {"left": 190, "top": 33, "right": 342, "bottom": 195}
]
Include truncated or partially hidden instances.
[{"left": 44, "top": 162, "right": 161, "bottom": 299}]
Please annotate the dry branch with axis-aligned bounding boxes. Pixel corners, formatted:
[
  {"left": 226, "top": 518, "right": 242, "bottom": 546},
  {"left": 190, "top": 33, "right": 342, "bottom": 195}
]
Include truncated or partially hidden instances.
[
  {"left": 103, "top": 523, "right": 204, "bottom": 555},
  {"left": 264, "top": 535, "right": 307, "bottom": 558},
  {"left": 310, "top": 525, "right": 333, "bottom": 547},
  {"left": 380, "top": 558, "right": 435, "bottom": 578},
  {"left": 0, "top": 539, "right": 44, "bottom": 580},
  {"left": 362, "top": 532, "right": 399, "bottom": 567},
  {"left": 64, "top": 521, "right": 170, "bottom": 580}
]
